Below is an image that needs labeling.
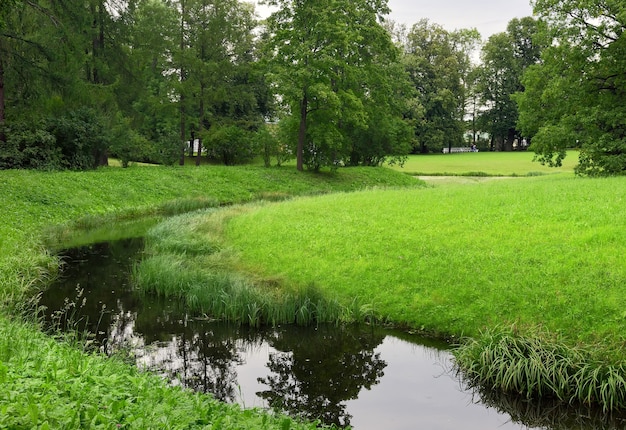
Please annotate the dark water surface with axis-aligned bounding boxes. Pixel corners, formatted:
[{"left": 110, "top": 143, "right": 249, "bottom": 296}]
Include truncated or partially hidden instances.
[{"left": 39, "top": 239, "right": 626, "bottom": 430}]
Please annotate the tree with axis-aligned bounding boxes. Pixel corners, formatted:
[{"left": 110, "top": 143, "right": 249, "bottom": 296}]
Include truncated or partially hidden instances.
[
  {"left": 518, "top": 1, "right": 626, "bottom": 175},
  {"left": 262, "top": 0, "right": 411, "bottom": 170},
  {"left": 475, "top": 17, "right": 545, "bottom": 151},
  {"left": 401, "top": 20, "right": 475, "bottom": 154},
  {"left": 0, "top": 0, "right": 134, "bottom": 168},
  {"left": 118, "top": 0, "right": 181, "bottom": 165},
  {"left": 476, "top": 33, "right": 519, "bottom": 151},
  {"left": 178, "top": 0, "right": 263, "bottom": 166}
]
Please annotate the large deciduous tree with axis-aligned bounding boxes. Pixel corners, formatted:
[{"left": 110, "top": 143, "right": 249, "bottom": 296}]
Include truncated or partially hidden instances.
[
  {"left": 178, "top": 0, "right": 264, "bottom": 166},
  {"left": 476, "top": 17, "right": 545, "bottom": 151},
  {"left": 262, "top": 0, "right": 412, "bottom": 171},
  {"left": 401, "top": 20, "right": 478, "bottom": 153},
  {"left": 517, "top": 1, "right": 626, "bottom": 175}
]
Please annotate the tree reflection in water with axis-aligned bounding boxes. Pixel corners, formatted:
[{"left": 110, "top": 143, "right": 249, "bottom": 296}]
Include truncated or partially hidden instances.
[
  {"left": 257, "top": 325, "right": 386, "bottom": 428},
  {"left": 460, "top": 377, "right": 626, "bottom": 430},
  {"left": 133, "top": 315, "right": 263, "bottom": 403}
]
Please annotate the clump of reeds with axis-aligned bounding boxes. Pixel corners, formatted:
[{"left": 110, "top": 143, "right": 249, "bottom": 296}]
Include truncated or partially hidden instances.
[
  {"left": 133, "top": 207, "right": 380, "bottom": 328},
  {"left": 453, "top": 327, "right": 626, "bottom": 412},
  {"left": 133, "top": 253, "right": 377, "bottom": 328}
]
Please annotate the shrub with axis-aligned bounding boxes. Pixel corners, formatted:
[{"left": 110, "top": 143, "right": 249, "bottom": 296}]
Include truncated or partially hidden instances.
[
  {"left": 203, "top": 125, "right": 259, "bottom": 166},
  {"left": 0, "top": 122, "right": 60, "bottom": 170},
  {"left": 46, "top": 108, "right": 110, "bottom": 169}
]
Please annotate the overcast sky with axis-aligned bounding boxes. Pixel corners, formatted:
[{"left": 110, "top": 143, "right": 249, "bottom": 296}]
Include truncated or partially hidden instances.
[
  {"left": 386, "top": 0, "right": 535, "bottom": 39},
  {"left": 253, "top": 0, "right": 535, "bottom": 40}
]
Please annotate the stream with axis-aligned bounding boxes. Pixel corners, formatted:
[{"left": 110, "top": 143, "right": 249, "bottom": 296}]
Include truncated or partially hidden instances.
[{"left": 39, "top": 238, "right": 626, "bottom": 429}]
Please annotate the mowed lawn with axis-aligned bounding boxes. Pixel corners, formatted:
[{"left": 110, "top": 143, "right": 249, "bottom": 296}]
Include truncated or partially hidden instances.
[
  {"left": 387, "top": 150, "right": 579, "bottom": 176},
  {"left": 224, "top": 173, "right": 626, "bottom": 347}
]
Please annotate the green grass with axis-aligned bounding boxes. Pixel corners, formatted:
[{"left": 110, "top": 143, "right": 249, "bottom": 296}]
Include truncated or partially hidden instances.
[
  {"left": 223, "top": 174, "right": 626, "bottom": 344},
  {"left": 454, "top": 327, "right": 626, "bottom": 411},
  {"left": 133, "top": 209, "right": 376, "bottom": 326},
  {"left": 180, "top": 172, "right": 626, "bottom": 411},
  {"left": 387, "top": 150, "right": 579, "bottom": 176},
  {"left": 4, "top": 156, "right": 626, "bottom": 416},
  {"left": 0, "top": 164, "right": 418, "bottom": 429}
]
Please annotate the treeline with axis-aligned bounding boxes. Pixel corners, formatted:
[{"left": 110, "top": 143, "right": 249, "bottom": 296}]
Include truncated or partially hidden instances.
[{"left": 1, "top": 0, "right": 624, "bottom": 174}]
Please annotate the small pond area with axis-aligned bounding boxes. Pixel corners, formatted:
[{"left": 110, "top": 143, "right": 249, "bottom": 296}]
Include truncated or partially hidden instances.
[{"left": 39, "top": 238, "right": 626, "bottom": 430}]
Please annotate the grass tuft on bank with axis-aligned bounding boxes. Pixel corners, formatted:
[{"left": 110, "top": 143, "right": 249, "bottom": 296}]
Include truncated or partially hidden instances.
[{"left": 134, "top": 209, "right": 377, "bottom": 326}]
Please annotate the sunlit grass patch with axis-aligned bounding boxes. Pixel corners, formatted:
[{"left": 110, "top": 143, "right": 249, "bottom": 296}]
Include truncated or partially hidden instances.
[
  {"left": 388, "top": 151, "right": 579, "bottom": 176},
  {"left": 224, "top": 175, "right": 626, "bottom": 344}
]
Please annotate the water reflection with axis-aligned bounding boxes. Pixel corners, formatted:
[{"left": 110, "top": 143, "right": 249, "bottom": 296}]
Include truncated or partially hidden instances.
[
  {"left": 258, "top": 325, "right": 386, "bottom": 427},
  {"left": 38, "top": 238, "right": 626, "bottom": 430}
]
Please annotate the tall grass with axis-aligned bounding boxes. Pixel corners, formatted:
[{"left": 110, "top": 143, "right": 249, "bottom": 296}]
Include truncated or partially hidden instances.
[
  {"left": 454, "top": 328, "right": 626, "bottom": 412},
  {"left": 134, "top": 210, "right": 377, "bottom": 327}
]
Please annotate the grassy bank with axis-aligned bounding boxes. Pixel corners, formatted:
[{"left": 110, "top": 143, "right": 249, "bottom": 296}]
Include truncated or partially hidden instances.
[
  {"left": 208, "top": 174, "right": 625, "bottom": 343},
  {"left": 0, "top": 164, "right": 419, "bottom": 429},
  {"left": 212, "top": 173, "right": 626, "bottom": 409}
]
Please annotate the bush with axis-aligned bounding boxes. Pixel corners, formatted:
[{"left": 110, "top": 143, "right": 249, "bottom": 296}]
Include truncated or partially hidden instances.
[
  {"left": 203, "top": 125, "right": 259, "bottom": 165},
  {"left": 0, "top": 122, "right": 60, "bottom": 170},
  {"left": 46, "top": 108, "right": 110, "bottom": 169},
  {"left": 0, "top": 109, "right": 113, "bottom": 171}
]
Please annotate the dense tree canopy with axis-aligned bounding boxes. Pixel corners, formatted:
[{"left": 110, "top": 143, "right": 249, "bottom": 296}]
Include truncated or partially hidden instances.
[
  {"left": 399, "top": 20, "right": 479, "bottom": 154},
  {"left": 519, "top": 0, "right": 626, "bottom": 175},
  {"left": 475, "top": 17, "right": 546, "bottom": 151},
  {"left": 262, "top": 0, "right": 414, "bottom": 170},
  {"left": 1, "top": 0, "right": 625, "bottom": 174}
]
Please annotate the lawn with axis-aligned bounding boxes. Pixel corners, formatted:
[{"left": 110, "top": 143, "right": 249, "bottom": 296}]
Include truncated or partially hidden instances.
[
  {"left": 223, "top": 174, "right": 626, "bottom": 345},
  {"left": 3, "top": 154, "right": 625, "bottom": 421},
  {"left": 387, "top": 150, "right": 579, "bottom": 176}
]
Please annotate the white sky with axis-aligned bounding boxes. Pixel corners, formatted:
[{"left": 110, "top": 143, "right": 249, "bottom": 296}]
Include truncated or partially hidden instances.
[
  {"left": 253, "top": 0, "right": 535, "bottom": 40},
  {"left": 387, "top": 0, "right": 535, "bottom": 39}
]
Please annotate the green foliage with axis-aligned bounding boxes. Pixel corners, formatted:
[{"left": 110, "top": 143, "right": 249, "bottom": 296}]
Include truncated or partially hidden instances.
[
  {"left": 1, "top": 109, "right": 111, "bottom": 170},
  {"left": 263, "top": 0, "right": 412, "bottom": 170},
  {"left": 256, "top": 125, "right": 280, "bottom": 167},
  {"left": 46, "top": 108, "right": 110, "bottom": 168},
  {"left": 476, "top": 18, "right": 546, "bottom": 151},
  {"left": 0, "top": 122, "right": 60, "bottom": 170},
  {"left": 521, "top": 1, "right": 626, "bottom": 175},
  {"left": 401, "top": 20, "right": 469, "bottom": 153},
  {"left": 203, "top": 125, "right": 259, "bottom": 166}
]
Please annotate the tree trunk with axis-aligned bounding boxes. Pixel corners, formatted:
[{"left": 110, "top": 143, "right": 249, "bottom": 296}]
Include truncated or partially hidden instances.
[
  {"left": 196, "top": 138, "right": 202, "bottom": 166},
  {"left": 178, "top": 0, "right": 186, "bottom": 166},
  {"left": 0, "top": 55, "right": 5, "bottom": 143},
  {"left": 179, "top": 94, "right": 186, "bottom": 166},
  {"left": 188, "top": 130, "right": 195, "bottom": 158},
  {"left": 505, "top": 128, "right": 516, "bottom": 151},
  {"left": 297, "top": 94, "right": 307, "bottom": 171}
]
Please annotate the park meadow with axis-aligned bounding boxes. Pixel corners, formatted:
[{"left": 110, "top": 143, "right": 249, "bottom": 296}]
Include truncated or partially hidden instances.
[{"left": 2, "top": 151, "right": 626, "bottom": 427}]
